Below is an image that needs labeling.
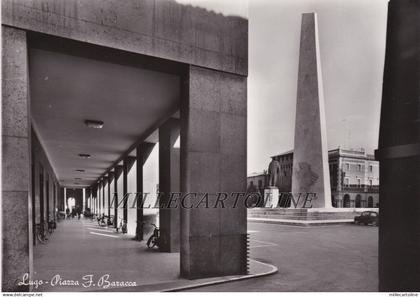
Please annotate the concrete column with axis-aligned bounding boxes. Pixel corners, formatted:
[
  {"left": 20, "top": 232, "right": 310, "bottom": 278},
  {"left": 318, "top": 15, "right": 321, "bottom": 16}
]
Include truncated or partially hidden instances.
[
  {"left": 91, "top": 188, "right": 94, "bottom": 213},
  {"left": 90, "top": 188, "right": 93, "bottom": 210},
  {"left": 45, "top": 178, "right": 50, "bottom": 222},
  {"left": 376, "top": 0, "right": 420, "bottom": 291},
  {"left": 53, "top": 183, "right": 57, "bottom": 221},
  {"left": 82, "top": 188, "right": 86, "bottom": 211},
  {"left": 96, "top": 186, "right": 99, "bottom": 214},
  {"left": 102, "top": 178, "right": 106, "bottom": 216},
  {"left": 97, "top": 183, "right": 100, "bottom": 215},
  {"left": 123, "top": 159, "right": 128, "bottom": 222},
  {"left": 87, "top": 188, "right": 91, "bottom": 210},
  {"left": 159, "top": 119, "right": 180, "bottom": 252},
  {"left": 114, "top": 165, "right": 123, "bottom": 228},
  {"left": 85, "top": 188, "right": 88, "bottom": 209},
  {"left": 107, "top": 173, "right": 113, "bottom": 218},
  {"left": 64, "top": 187, "right": 67, "bottom": 210},
  {"left": 93, "top": 186, "right": 97, "bottom": 214},
  {"left": 58, "top": 187, "right": 65, "bottom": 211},
  {"left": 1, "top": 26, "right": 32, "bottom": 291},
  {"left": 180, "top": 66, "right": 247, "bottom": 278},
  {"left": 100, "top": 179, "right": 104, "bottom": 215},
  {"left": 135, "top": 142, "right": 156, "bottom": 241},
  {"left": 96, "top": 181, "right": 102, "bottom": 215}
]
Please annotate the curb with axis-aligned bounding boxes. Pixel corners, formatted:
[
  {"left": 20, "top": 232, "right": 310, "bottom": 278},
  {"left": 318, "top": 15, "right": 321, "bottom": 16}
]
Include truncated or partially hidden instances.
[
  {"left": 164, "top": 259, "right": 278, "bottom": 292},
  {"left": 103, "top": 259, "right": 278, "bottom": 292}
]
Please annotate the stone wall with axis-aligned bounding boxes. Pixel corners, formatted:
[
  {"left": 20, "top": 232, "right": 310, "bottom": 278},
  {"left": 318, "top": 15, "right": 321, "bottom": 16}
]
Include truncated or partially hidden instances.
[{"left": 2, "top": 0, "right": 248, "bottom": 76}]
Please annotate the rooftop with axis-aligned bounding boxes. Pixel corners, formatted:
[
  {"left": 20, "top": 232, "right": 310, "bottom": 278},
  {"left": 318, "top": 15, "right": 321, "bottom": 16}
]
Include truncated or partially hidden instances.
[{"left": 272, "top": 147, "right": 377, "bottom": 161}]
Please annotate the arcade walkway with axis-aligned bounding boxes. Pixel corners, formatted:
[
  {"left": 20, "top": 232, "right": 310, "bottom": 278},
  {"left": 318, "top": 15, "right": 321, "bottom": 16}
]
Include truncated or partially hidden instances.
[{"left": 33, "top": 219, "right": 179, "bottom": 292}]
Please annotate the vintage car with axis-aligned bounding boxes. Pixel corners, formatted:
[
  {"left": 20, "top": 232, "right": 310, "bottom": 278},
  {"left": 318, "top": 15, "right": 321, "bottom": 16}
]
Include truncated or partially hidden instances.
[{"left": 354, "top": 211, "right": 379, "bottom": 226}]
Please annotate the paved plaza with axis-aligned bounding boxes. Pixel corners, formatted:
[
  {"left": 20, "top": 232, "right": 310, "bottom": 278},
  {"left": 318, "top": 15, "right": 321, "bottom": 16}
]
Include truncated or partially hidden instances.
[
  {"left": 32, "top": 219, "right": 378, "bottom": 292},
  {"left": 188, "top": 222, "right": 378, "bottom": 292}
]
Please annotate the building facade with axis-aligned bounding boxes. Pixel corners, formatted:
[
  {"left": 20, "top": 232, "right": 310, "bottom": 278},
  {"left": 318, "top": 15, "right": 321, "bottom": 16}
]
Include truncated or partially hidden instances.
[
  {"left": 328, "top": 148, "right": 379, "bottom": 208},
  {"left": 247, "top": 171, "right": 268, "bottom": 198},
  {"left": 248, "top": 147, "right": 379, "bottom": 208}
]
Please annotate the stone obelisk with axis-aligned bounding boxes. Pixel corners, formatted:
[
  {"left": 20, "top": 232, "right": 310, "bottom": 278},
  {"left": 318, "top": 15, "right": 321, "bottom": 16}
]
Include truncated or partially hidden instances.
[{"left": 291, "top": 13, "right": 332, "bottom": 208}]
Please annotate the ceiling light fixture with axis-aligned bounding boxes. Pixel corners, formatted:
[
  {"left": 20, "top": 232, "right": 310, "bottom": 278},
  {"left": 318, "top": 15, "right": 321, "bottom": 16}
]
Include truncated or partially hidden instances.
[
  {"left": 78, "top": 153, "right": 91, "bottom": 158},
  {"left": 84, "top": 119, "right": 104, "bottom": 129},
  {"left": 76, "top": 169, "right": 85, "bottom": 172}
]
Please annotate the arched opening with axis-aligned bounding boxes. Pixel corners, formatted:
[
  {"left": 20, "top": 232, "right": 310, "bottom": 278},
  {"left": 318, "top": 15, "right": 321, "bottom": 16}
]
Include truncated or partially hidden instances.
[
  {"left": 368, "top": 196, "right": 374, "bottom": 208},
  {"left": 355, "top": 194, "right": 362, "bottom": 208},
  {"left": 343, "top": 194, "right": 351, "bottom": 208}
]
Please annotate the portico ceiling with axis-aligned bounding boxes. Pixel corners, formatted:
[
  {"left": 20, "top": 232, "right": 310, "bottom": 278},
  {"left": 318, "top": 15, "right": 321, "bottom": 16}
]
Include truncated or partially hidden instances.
[{"left": 29, "top": 48, "right": 180, "bottom": 188}]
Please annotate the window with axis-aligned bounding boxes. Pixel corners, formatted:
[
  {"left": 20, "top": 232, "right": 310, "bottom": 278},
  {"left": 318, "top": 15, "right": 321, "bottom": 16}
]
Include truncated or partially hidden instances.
[
  {"left": 344, "top": 178, "right": 349, "bottom": 185},
  {"left": 369, "top": 165, "right": 373, "bottom": 172},
  {"left": 369, "top": 179, "right": 373, "bottom": 186},
  {"left": 357, "top": 164, "right": 362, "bottom": 172},
  {"left": 357, "top": 178, "right": 361, "bottom": 187},
  {"left": 345, "top": 163, "right": 350, "bottom": 171}
]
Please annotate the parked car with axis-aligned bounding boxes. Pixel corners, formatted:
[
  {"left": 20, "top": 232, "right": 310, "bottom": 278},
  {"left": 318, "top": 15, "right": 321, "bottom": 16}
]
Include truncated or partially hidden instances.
[{"left": 354, "top": 211, "right": 379, "bottom": 226}]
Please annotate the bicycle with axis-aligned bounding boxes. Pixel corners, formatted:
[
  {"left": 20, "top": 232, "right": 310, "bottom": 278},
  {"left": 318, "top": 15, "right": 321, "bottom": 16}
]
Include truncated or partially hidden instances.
[
  {"left": 97, "top": 214, "right": 107, "bottom": 227},
  {"left": 36, "top": 221, "right": 49, "bottom": 244},
  {"left": 56, "top": 211, "right": 65, "bottom": 222},
  {"left": 107, "top": 215, "right": 114, "bottom": 226},
  {"left": 90, "top": 213, "right": 97, "bottom": 221},
  {"left": 146, "top": 223, "right": 160, "bottom": 249},
  {"left": 116, "top": 218, "right": 127, "bottom": 234},
  {"left": 47, "top": 220, "right": 56, "bottom": 234}
]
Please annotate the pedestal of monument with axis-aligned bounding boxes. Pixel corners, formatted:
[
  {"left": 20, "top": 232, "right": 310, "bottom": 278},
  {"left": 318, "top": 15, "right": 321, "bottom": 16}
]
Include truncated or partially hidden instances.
[
  {"left": 248, "top": 207, "right": 375, "bottom": 225},
  {"left": 264, "top": 187, "right": 279, "bottom": 208}
]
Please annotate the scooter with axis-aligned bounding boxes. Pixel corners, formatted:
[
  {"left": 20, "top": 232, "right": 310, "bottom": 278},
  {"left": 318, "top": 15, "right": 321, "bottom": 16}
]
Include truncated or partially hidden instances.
[{"left": 146, "top": 223, "right": 160, "bottom": 249}]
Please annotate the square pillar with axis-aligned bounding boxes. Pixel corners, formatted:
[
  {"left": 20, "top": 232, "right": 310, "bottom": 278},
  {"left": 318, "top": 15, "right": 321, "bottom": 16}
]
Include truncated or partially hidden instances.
[
  {"left": 64, "top": 187, "right": 67, "bottom": 211},
  {"left": 102, "top": 178, "right": 106, "bottom": 216},
  {"left": 180, "top": 66, "right": 247, "bottom": 278},
  {"left": 123, "top": 158, "right": 130, "bottom": 222},
  {"left": 82, "top": 188, "right": 86, "bottom": 211},
  {"left": 114, "top": 165, "right": 123, "bottom": 228},
  {"left": 97, "top": 181, "right": 101, "bottom": 215},
  {"left": 107, "top": 173, "right": 113, "bottom": 218},
  {"left": 159, "top": 119, "right": 180, "bottom": 252},
  {"left": 94, "top": 186, "right": 98, "bottom": 214},
  {"left": 101, "top": 179, "right": 105, "bottom": 215},
  {"left": 2, "top": 26, "right": 32, "bottom": 292},
  {"left": 135, "top": 142, "right": 156, "bottom": 241}
]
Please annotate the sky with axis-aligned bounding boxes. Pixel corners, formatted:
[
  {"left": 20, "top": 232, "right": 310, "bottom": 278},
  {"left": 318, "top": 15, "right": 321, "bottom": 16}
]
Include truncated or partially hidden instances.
[{"left": 178, "top": 0, "right": 389, "bottom": 174}]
